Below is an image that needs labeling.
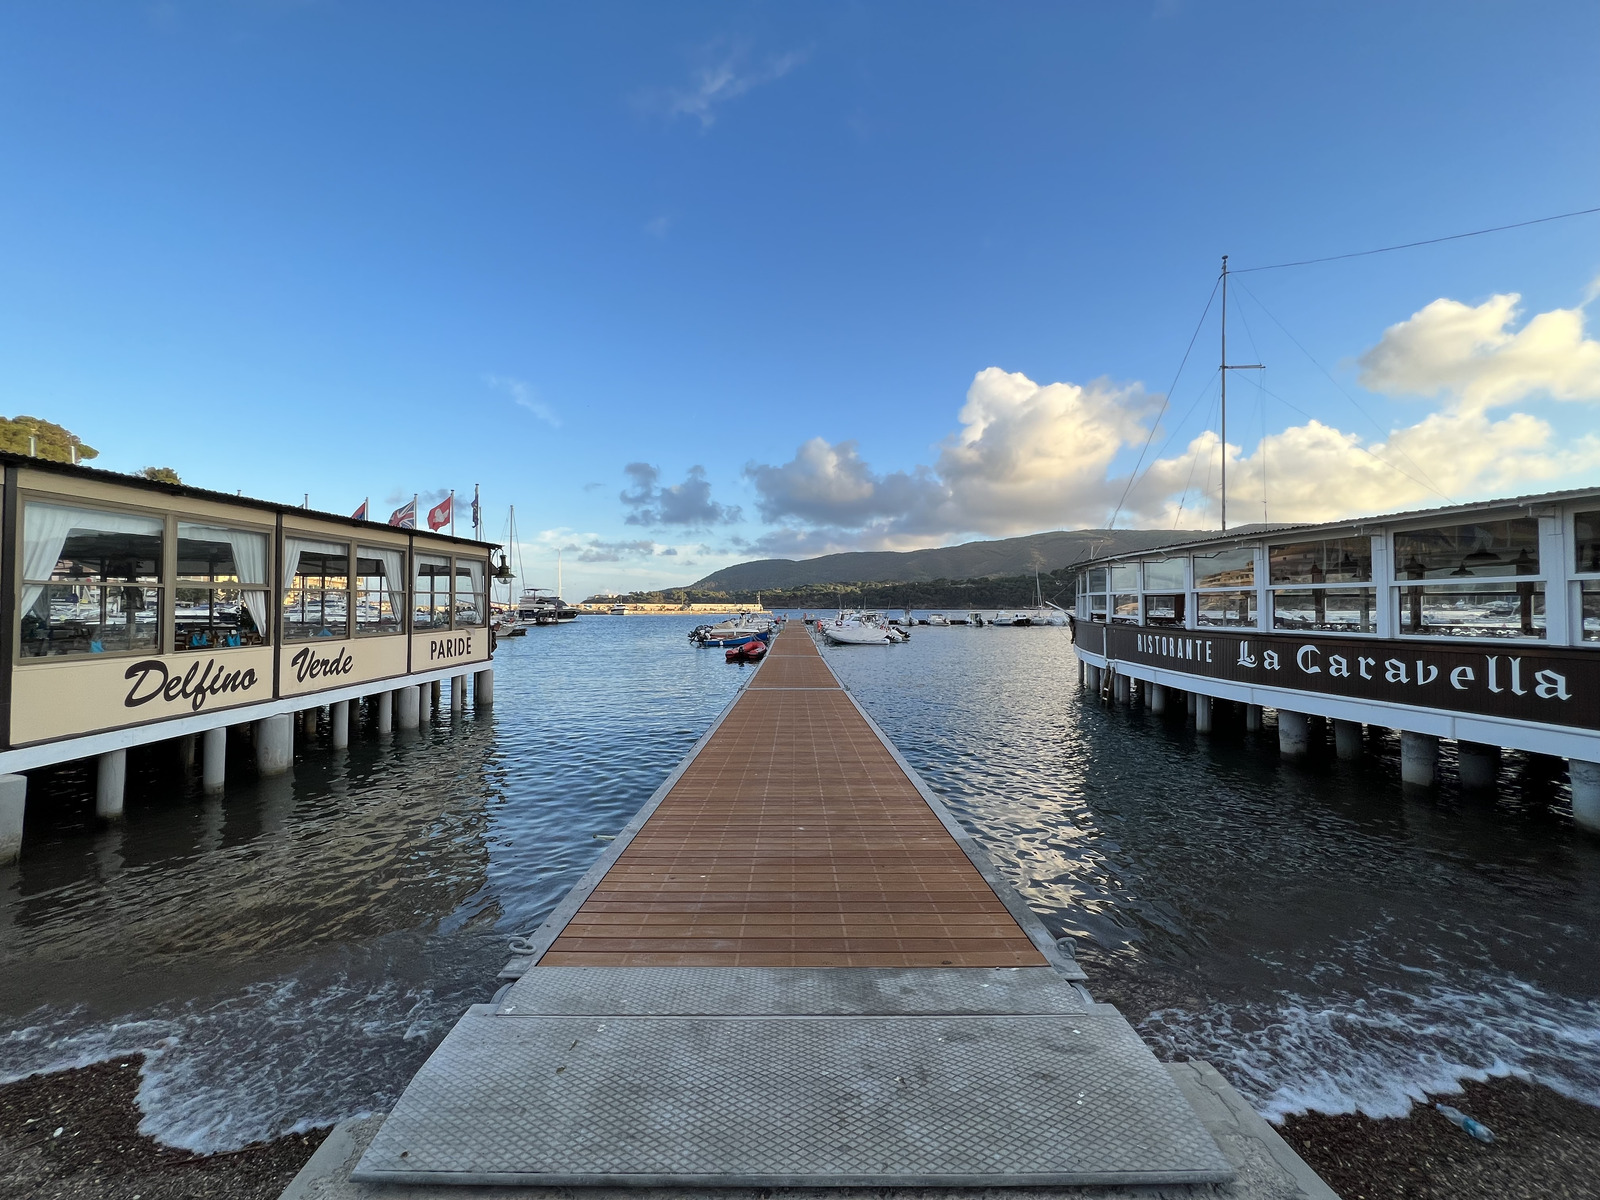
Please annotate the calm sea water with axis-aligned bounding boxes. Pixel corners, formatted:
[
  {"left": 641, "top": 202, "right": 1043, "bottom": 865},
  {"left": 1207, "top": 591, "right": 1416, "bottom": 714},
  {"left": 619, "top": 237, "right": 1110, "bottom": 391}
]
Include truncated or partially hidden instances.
[{"left": 1, "top": 614, "right": 1597, "bottom": 1149}]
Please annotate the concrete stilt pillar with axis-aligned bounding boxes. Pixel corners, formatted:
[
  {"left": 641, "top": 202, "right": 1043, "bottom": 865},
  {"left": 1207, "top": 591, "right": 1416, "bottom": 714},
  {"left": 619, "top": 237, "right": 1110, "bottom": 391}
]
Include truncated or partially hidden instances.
[
  {"left": 1571, "top": 761, "right": 1600, "bottom": 834},
  {"left": 1459, "top": 742, "right": 1501, "bottom": 790},
  {"left": 452, "top": 675, "right": 467, "bottom": 712},
  {"left": 1400, "top": 730, "right": 1438, "bottom": 787},
  {"left": 1245, "top": 704, "right": 1262, "bottom": 732},
  {"left": 396, "top": 685, "right": 420, "bottom": 730},
  {"left": 1186, "top": 691, "right": 1196, "bottom": 717},
  {"left": 254, "top": 714, "right": 294, "bottom": 777},
  {"left": 96, "top": 749, "right": 127, "bottom": 820},
  {"left": 417, "top": 683, "right": 431, "bottom": 725},
  {"left": 1113, "top": 672, "right": 1129, "bottom": 705},
  {"left": 0, "top": 774, "right": 26, "bottom": 865},
  {"left": 1149, "top": 683, "right": 1167, "bottom": 714},
  {"left": 301, "top": 707, "right": 319, "bottom": 737},
  {"left": 474, "top": 668, "right": 494, "bottom": 709},
  {"left": 1334, "top": 720, "right": 1363, "bottom": 761},
  {"left": 1078, "top": 660, "right": 1085, "bottom": 688},
  {"left": 202, "top": 727, "right": 227, "bottom": 794},
  {"left": 431, "top": 679, "right": 441, "bottom": 708},
  {"left": 330, "top": 701, "right": 350, "bottom": 749},
  {"left": 1194, "top": 694, "right": 1213, "bottom": 734},
  {"left": 177, "top": 734, "right": 196, "bottom": 771},
  {"left": 1278, "top": 711, "right": 1309, "bottom": 759},
  {"left": 375, "top": 690, "right": 393, "bottom": 734}
]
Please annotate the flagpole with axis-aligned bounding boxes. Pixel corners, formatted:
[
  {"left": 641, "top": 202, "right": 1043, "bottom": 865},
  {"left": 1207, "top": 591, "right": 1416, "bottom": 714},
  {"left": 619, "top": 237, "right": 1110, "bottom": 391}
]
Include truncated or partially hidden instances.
[{"left": 449, "top": 489, "right": 456, "bottom": 537}]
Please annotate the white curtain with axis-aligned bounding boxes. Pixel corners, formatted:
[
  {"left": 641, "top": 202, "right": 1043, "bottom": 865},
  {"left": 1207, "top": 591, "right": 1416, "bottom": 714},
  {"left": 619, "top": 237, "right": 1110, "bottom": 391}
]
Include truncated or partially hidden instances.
[
  {"left": 360, "top": 546, "right": 406, "bottom": 619},
  {"left": 282, "top": 538, "right": 347, "bottom": 592},
  {"left": 179, "top": 522, "right": 270, "bottom": 635},
  {"left": 22, "top": 503, "right": 164, "bottom": 616}
]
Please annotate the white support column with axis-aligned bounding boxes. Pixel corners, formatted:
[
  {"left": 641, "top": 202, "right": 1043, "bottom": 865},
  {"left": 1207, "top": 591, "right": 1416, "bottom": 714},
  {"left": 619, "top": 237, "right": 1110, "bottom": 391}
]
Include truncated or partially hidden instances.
[
  {"left": 417, "top": 683, "right": 432, "bottom": 725},
  {"left": 1371, "top": 532, "right": 1394, "bottom": 640},
  {"left": 396, "top": 685, "right": 420, "bottom": 730},
  {"left": 1244, "top": 704, "right": 1262, "bottom": 732},
  {"left": 1571, "top": 761, "right": 1600, "bottom": 834},
  {"left": 474, "top": 667, "right": 494, "bottom": 709},
  {"left": 1400, "top": 730, "right": 1438, "bottom": 787},
  {"left": 1194, "top": 694, "right": 1213, "bottom": 734},
  {"left": 1113, "top": 672, "right": 1129, "bottom": 705},
  {"left": 1186, "top": 691, "right": 1196, "bottom": 716},
  {"left": 301, "top": 707, "right": 319, "bottom": 737},
  {"left": 1333, "top": 719, "right": 1363, "bottom": 761},
  {"left": 1278, "top": 711, "right": 1309, "bottom": 759},
  {"left": 1538, "top": 514, "right": 1570, "bottom": 644},
  {"left": 255, "top": 714, "right": 294, "bottom": 777},
  {"left": 431, "top": 679, "right": 442, "bottom": 708},
  {"left": 330, "top": 701, "right": 350, "bottom": 749},
  {"left": 202, "top": 727, "right": 227, "bottom": 794},
  {"left": 0, "top": 774, "right": 26, "bottom": 865},
  {"left": 452, "top": 675, "right": 467, "bottom": 712},
  {"left": 96, "top": 749, "right": 127, "bottom": 820},
  {"left": 375, "top": 690, "right": 393, "bottom": 735},
  {"left": 1149, "top": 683, "right": 1167, "bottom": 714},
  {"left": 177, "top": 734, "right": 196, "bottom": 772},
  {"left": 1459, "top": 742, "right": 1501, "bottom": 790}
]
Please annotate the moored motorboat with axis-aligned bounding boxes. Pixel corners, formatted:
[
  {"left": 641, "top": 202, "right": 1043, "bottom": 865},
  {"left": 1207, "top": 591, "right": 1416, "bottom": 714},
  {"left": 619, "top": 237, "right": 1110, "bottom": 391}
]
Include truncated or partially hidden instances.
[
  {"left": 725, "top": 639, "right": 768, "bottom": 662},
  {"left": 926, "top": 612, "right": 951, "bottom": 626}
]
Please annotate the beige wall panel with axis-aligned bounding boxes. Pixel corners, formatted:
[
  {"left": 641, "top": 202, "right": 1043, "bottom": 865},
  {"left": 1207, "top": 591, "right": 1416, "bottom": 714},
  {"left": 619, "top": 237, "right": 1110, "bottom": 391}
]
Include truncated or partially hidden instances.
[
  {"left": 12, "top": 647, "right": 275, "bottom": 745},
  {"left": 279, "top": 636, "right": 408, "bottom": 697},
  {"left": 410, "top": 627, "right": 490, "bottom": 671}
]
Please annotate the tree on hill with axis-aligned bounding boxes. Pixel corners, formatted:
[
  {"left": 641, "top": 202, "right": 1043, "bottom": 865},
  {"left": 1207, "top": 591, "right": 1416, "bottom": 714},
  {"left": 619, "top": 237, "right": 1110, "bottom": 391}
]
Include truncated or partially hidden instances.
[
  {"left": 0, "top": 416, "right": 98, "bottom": 463},
  {"left": 139, "top": 466, "right": 182, "bottom": 484}
]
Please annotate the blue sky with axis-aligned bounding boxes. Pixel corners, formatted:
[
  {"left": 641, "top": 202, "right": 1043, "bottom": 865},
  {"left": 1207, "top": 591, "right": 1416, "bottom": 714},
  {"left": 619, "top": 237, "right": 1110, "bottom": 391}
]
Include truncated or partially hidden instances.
[{"left": 2, "top": 2, "right": 1597, "bottom": 597}]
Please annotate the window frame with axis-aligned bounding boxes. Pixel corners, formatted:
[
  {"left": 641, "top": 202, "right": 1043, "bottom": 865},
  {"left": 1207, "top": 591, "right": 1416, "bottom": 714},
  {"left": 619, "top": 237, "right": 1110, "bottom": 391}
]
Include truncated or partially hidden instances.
[{"left": 174, "top": 519, "right": 274, "bottom": 652}]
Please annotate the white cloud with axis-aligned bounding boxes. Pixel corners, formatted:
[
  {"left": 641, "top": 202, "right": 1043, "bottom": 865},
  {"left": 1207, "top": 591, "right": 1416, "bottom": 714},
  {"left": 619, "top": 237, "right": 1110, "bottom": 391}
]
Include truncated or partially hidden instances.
[
  {"left": 621, "top": 463, "right": 741, "bottom": 527},
  {"left": 1357, "top": 293, "right": 1600, "bottom": 413},
  {"left": 486, "top": 373, "right": 560, "bottom": 428},
  {"left": 645, "top": 42, "right": 807, "bottom": 129}
]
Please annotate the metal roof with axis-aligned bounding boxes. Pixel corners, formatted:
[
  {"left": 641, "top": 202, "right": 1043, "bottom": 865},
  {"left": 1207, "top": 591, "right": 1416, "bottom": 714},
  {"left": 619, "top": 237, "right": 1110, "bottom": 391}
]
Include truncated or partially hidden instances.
[{"left": 1078, "top": 484, "right": 1600, "bottom": 567}]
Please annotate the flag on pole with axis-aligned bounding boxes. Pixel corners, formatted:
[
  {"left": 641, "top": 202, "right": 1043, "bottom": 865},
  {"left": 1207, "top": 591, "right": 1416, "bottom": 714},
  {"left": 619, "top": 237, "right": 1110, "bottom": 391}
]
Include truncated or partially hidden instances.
[
  {"left": 427, "top": 492, "right": 453, "bottom": 532},
  {"left": 471, "top": 484, "right": 480, "bottom": 536},
  {"left": 352, "top": 498, "right": 369, "bottom": 521},
  {"left": 389, "top": 497, "right": 417, "bottom": 528}
]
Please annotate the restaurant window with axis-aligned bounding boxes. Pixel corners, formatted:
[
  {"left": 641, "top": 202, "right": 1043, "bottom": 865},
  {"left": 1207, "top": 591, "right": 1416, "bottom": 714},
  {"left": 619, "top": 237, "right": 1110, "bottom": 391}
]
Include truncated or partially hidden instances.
[
  {"left": 1195, "top": 590, "right": 1257, "bottom": 628},
  {"left": 1080, "top": 567, "right": 1109, "bottom": 622},
  {"left": 1393, "top": 519, "right": 1539, "bottom": 580},
  {"left": 1576, "top": 511, "right": 1600, "bottom": 575},
  {"left": 355, "top": 547, "right": 406, "bottom": 634},
  {"left": 1088, "top": 593, "right": 1107, "bottom": 620},
  {"left": 1144, "top": 594, "right": 1185, "bottom": 626},
  {"left": 1268, "top": 538, "right": 1372, "bottom": 585},
  {"left": 1271, "top": 587, "right": 1377, "bottom": 633},
  {"left": 1396, "top": 582, "right": 1545, "bottom": 639},
  {"left": 414, "top": 554, "right": 451, "bottom": 629},
  {"left": 1111, "top": 593, "right": 1139, "bottom": 623},
  {"left": 282, "top": 539, "right": 350, "bottom": 641},
  {"left": 19, "top": 502, "right": 163, "bottom": 658},
  {"left": 1142, "top": 558, "right": 1186, "bottom": 591},
  {"left": 1193, "top": 547, "right": 1255, "bottom": 590},
  {"left": 176, "top": 522, "right": 270, "bottom": 649},
  {"left": 1086, "top": 568, "right": 1108, "bottom": 593},
  {"left": 1581, "top": 581, "right": 1600, "bottom": 642},
  {"left": 1110, "top": 564, "right": 1139, "bottom": 592},
  {"left": 454, "top": 559, "right": 486, "bottom": 626}
]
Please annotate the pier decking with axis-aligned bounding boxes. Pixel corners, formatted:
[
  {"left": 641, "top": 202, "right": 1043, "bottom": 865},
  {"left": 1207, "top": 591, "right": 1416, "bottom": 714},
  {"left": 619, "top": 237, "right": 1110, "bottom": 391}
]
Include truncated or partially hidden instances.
[{"left": 347, "top": 624, "right": 1236, "bottom": 1189}]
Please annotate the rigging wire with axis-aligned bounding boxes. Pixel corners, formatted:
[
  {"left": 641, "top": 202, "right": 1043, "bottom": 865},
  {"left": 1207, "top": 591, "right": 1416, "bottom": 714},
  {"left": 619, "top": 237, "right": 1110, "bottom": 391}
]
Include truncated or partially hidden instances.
[
  {"left": 1173, "top": 376, "right": 1220, "bottom": 528},
  {"left": 1233, "top": 279, "right": 1451, "bottom": 501},
  {"left": 1231, "top": 203, "right": 1600, "bottom": 273},
  {"left": 1108, "top": 275, "right": 1222, "bottom": 530},
  {"left": 1228, "top": 294, "right": 1271, "bottom": 524}
]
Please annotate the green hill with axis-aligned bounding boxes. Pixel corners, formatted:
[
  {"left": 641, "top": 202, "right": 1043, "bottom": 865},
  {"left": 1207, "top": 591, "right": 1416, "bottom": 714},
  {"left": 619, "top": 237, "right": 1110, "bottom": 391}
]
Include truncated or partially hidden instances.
[{"left": 690, "top": 528, "right": 1202, "bottom": 592}]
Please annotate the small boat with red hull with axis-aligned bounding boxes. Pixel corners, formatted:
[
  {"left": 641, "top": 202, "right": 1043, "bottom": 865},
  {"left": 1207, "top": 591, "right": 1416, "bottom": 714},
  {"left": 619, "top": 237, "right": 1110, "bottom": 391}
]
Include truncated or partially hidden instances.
[{"left": 726, "top": 639, "right": 768, "bottom": 663}]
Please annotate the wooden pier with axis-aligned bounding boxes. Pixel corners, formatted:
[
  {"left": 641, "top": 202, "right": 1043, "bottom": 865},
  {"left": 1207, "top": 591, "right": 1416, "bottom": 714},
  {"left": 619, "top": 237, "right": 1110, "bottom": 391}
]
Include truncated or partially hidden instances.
[{"left": 324, "top": 622, "right": 1325, "bottom": 1193}]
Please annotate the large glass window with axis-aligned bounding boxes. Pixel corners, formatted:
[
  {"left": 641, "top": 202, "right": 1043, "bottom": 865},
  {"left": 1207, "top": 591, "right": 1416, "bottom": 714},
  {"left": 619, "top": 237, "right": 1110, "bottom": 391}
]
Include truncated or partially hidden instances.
[
  {"left": 454, "top": 559, "right": 485, "bottom": 626},
  {"left": 1397, "top": 582, "right": 1545, "bottom": 639},
  {"left": 1272, "top": 587, "right": 1377, "bottom": 633},
  {"left": 176, "top": 522, "right": 270, "bottom": 649},
  {"left": 356, "top": 546, "right": 406, "bottom": 634},
  {"left": 1268, "top": 538, "right": 1372, "bottom": 585},
  {"left": 1196, "top": 590, "right": 1257, "bottom": 628},
  {"left": 1110, "top": 564, "right": 1139, "bottom": 592},
  {"left": 1393, "top": 519, "right": 1539, "bottom": 580},
  {"left": 1111, "top": 593, "right": 1138, "bottom": 623},
  {"left": 1142, "top": 558, "right": 1186, "bottom": 591},
  {"left": 1576, "top": 511, "right": 1600, "bottom": 575},
  {"left": 20, "top": 502, "right": 163, "bottom": 658},
  {"left": 414, "top": 555, "right": 451, "bottom": 629},
  {"left": 1582, "top": 581, "right": 1600, "bottom": 642},
  {"left": 1144, "top": 594, "right": 1185, "bottom": 626},
  {"left": 1193, "top": 547, "right": 1255, "bottom": 589},
  {"left": 282, "top": 539, "right": 350, "bottom": 641}
]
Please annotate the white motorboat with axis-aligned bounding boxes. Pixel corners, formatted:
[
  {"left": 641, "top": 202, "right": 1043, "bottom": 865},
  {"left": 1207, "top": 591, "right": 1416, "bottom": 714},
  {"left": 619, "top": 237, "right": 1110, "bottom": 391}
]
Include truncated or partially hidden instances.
[
  {"left": 820, "top": 610, "right": 893, "bottom": 645},
  {"left": 926, "top": 612, "right": 951, "bottom": 626}
]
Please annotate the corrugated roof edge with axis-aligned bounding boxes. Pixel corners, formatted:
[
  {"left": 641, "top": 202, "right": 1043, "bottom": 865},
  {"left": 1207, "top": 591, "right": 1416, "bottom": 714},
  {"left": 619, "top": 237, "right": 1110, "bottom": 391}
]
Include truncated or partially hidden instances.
[
  {"left": 1079, "top": 484, "right": 1600, "bottom": 567},
  {"left": 2, "top": 451, "right": 500, "bottom": 550}
]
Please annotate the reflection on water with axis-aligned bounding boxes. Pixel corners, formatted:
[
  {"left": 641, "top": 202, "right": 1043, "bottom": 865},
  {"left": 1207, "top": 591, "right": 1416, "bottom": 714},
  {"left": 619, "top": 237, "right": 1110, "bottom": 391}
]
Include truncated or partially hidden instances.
[{"left": 2, "top": 615, "right": 1598, "bottom": 1149}]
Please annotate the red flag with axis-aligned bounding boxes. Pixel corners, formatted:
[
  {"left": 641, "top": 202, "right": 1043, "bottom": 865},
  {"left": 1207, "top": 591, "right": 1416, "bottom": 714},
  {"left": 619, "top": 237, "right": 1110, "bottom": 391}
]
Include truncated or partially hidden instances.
[
  {"left": 427, "top": 494, "right": 452, "bottom": 532},
  {"left": 388, "top": 498, "right": 417, "bottom": 528}
]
